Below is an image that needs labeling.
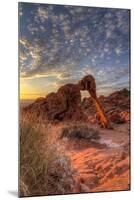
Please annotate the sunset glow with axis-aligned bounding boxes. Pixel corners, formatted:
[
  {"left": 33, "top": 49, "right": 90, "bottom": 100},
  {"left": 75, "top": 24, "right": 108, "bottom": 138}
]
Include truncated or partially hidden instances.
[{"left": 19, "top": 3, "right": 130, "bottom": 100}]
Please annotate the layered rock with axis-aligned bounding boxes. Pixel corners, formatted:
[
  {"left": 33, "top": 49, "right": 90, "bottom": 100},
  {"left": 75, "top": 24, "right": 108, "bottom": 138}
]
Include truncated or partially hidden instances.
[{"left": 81, "top": 88, "right": 130, "bottom": 124}]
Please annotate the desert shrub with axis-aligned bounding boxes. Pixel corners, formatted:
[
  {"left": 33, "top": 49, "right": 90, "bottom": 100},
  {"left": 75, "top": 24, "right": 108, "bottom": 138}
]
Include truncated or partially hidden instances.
[
  {"left": 19, "top": 122, "right": 77, "bottom": 197},
  {"left": 60, "top": 124, "right": 100, "bottom": 140}
]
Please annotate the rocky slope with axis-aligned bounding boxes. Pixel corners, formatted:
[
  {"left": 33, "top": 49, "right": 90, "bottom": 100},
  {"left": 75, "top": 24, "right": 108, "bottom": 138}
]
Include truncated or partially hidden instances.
[
  {"left": 82, "top": 88, "right": 130, "bottom": 125},
  {"left": 22, "top": 88, "right": 130, "bottom": 126},
  {"left": 21, "top": 88, "right": 130, "bottom": 194}
]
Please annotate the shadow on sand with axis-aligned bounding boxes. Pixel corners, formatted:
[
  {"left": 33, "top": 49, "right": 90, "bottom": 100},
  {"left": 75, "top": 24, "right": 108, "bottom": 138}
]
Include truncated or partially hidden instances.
[{"left": 8, "top": 190, "right": 18, "bottom": 197}]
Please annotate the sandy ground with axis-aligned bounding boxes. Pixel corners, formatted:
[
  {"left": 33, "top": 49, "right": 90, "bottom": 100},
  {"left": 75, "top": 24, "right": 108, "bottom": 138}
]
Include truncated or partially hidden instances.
[
  {"left": 21, "top": 89, "right": 130, "bottom": 194},
  {"left": 46, "top": 122, "right": 130, "bottom": 193}
]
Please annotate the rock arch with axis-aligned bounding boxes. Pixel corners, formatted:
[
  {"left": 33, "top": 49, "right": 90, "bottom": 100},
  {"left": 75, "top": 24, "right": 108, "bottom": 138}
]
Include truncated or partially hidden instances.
[{"left": 23, "top": 74, "right": 110, "bottom": 128}]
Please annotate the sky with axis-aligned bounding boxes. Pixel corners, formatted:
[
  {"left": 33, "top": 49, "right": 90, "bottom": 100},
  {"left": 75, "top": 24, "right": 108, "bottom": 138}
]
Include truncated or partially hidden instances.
[{"left": 19, "top": 2, "right": 130, "bottom": 100}]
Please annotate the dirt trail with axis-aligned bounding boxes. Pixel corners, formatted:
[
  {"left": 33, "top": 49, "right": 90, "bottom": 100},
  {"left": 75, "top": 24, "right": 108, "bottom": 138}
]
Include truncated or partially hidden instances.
[{"left": 59, "top": 123, "right": 130, "bottom": 193}]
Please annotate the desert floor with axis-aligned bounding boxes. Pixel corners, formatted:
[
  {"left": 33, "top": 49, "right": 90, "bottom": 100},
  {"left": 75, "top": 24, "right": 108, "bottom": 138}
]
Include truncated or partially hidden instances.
[
  {"left": 43, "top": 121, "right": 130, "bottom": 193},
  {"left": 20, "top": 89, "right": 130, "bottom": 196}
]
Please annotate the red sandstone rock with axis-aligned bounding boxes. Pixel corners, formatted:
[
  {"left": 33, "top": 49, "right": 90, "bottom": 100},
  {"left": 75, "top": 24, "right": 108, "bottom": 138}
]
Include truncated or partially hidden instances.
[{"left": 23, "top": 83, "right": 87, "bottom": 122}]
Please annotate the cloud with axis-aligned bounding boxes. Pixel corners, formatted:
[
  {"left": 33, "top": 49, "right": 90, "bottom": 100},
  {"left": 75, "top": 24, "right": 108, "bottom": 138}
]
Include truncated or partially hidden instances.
[
  {"left": 27, "top": 24, "right": 39, "bottom": 34},
  {"left": 37, "top": 7, "right": 48, "bottom": 22},
  {"left": 19, "top": 38, "right": 33, "bottom": 50},
  {"left": 19, "top": 2, "right": 23, "bottom": 16},
  {"left": 19, "top": 51, "right": 27, "bottom": 61},
  {"left": 19, "top": 4, "right": 130, "bottom": 96},
  {"left": 115, "top": 47, "right": 122, "bottom": 55}
]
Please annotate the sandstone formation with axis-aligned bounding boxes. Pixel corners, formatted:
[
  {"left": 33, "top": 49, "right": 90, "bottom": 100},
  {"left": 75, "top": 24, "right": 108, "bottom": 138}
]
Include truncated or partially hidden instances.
[
  {"left": 82, "top": 88, "right": 130, "bottom": 125},
  {"left": 22, "top": 75, "right": 129, "bottom": 127},
  {"left": 23, "top": 83, "right": 87, "bottom": 123}
]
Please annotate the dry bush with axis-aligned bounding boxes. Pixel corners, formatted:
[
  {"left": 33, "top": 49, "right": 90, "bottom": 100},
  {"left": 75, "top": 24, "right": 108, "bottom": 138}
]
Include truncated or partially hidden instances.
[
  {"left": 19, "top": 122, "right": 77, "bottom": 197},
  {"left": 60, "top": 124, "right": 100, "bottom": 140}
]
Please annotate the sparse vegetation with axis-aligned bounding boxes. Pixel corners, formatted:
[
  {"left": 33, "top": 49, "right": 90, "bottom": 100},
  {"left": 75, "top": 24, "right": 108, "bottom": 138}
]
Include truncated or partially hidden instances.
[
  {"left": 60, "top": 124, "right": 100, "bottom": 140},
  {"left": 19, "top": 122, "right": 77, "bottom": 197},
  {"left": 19, "top": 87, "right": 130, "bottom": 196}
]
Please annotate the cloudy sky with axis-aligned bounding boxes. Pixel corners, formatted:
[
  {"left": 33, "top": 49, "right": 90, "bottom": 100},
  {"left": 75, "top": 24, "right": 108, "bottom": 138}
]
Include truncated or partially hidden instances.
[{"left": 19, "top": 2, "right": 130, "bottom": 100}]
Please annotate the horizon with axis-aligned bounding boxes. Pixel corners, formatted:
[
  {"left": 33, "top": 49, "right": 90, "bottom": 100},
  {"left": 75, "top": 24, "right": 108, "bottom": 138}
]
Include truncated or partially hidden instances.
[
  {"left": 19, "top": 3, "right": 130, "bottom": 100},
  {"left": 20, "top": 87, "right": 130, "bottom": 102}
]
